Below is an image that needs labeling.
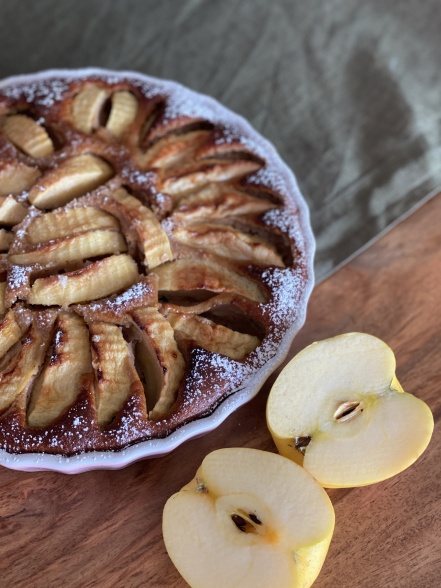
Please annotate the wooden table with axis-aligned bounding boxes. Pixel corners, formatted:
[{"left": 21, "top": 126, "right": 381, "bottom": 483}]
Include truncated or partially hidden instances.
[
  {"left": 2, "top": 1, "right": 441, "bottom": 280},
  {"left": 1, "top": 192, "right": 440, "bottom": 588}
]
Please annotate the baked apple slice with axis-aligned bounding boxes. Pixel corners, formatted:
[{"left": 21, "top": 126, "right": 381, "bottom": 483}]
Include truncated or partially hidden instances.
[
  {"left": 27, "top": 313, "right": 91, "bottom": 427},
  {"left": 173, "top": 222, "right": 285, "bottom": 267},
  {"left": 163, "top": 448, "right": 335, "bottom": 588},
  {"left": 2, "top": 114, "right": 54, "bottom": 158},
  {"left": 0, "top": 161, "right": 40, "bottom": 195},
  {"left": 0, "top": 316, "right": 52, "bottom": 415},
  {"left": 141, "top": 129, "right": 211, "bottom": 168},
  {"left": 107, "top": 188, "right": 173, "bottom": 269},
  {"left": 158, "top": 159, "right": 261, "bottom": 196},
  {"left": 105, "top": 91, "right": 139, "bottom": 137},
  {"left": 130, "top": 307, "right": 185, "bottom": 419},
  {"left": 266, "top": 333, "right": 434, "bottom": 488},
  {"left": 72, "top": 85, "right": 108, "bottom": 133},
  {"left": 154, "top": 259, "right": 266, "bottom": 303},
  {"left": 0, "top": 310, "right": 29, "bottom": 358},
  {"left": 0, "top": 195, "right": 28, "bottom": 225},
  {"left": 167, "top": 312, "right": 260, "bottom": 361},
  {"left": 171, "top": 183, "right": 276, "bottom": 221},
  {"left": 28, "top": 254, "right": 139, "bottom": 306},
  {"left": 90, "top": 321, "right": 145, "bottom": 426},
  {"left": 72, "top": 86, "right": 138, "bottom": 136},
  {"left": 10, "top": 229, "right": 127, "bottom": 269},
  {"left": 27, "top": 206, "right": 119, "bottom": 243},
  {"left": 28, "top": 154, "right": 114, "bottom": 209}
]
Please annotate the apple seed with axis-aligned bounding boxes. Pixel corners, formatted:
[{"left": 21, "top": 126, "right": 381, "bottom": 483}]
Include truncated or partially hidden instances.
[
  {"left": 333, "top": 401, "right": 363, "bottom": 422},
  {"left": 249, "top": 513, "right": 262, "bottom": 525},
  {"left": 231, "top": 510, "right": 263, "bottom": 534},
  {"left": 231, "top": 514, "right": 248, "bottom": 532}
]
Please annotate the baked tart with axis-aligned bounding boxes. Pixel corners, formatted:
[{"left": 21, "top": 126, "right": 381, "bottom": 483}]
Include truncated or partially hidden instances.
[{"left": 0, "top": 69, "right": 314, "bottom": 471}]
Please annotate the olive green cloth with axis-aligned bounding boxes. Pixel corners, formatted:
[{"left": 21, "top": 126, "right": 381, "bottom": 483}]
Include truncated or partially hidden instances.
[{"left": 1, "top": 0, "right": 440, "bottom": 278}]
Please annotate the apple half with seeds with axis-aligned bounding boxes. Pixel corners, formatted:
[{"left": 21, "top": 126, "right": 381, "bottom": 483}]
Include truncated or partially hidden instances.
[
  {"left": 162, "top": 448, "right": 335, "bottom": 588},
  {"left": 266, "top": 332, "right": 434, "bottom": 488}
]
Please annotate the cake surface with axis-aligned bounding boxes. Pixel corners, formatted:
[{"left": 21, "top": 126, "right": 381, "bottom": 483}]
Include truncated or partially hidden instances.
[{"left": 0, "top": 69, "right": 314, "bottom": 459}]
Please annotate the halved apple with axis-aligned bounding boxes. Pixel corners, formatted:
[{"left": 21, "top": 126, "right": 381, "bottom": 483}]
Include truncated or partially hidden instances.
[
  {"left": 163, "top": 447, "right": 335, "bottom": 588},
  {"left": 266, "top": 332, "right": 434, "bottom": 488}
]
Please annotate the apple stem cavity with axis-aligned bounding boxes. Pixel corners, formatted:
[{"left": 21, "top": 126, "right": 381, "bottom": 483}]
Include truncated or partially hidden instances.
[
  {"left": 294, "top": 436, "right": 311, "bottom": 455},
  {"left": 196, "top": 477, "right": 208, "bottom": 494},
  {"left": 333, "top": 401, "right": 363, "bottom": 422}
]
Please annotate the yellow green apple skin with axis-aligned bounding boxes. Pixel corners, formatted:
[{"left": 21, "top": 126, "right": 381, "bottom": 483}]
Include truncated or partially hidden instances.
[
  {"left": 162, "top": 447, "right": 335, "bottom": 588},
  {"left": 266, "top": 332, "right": 434, "bottom": 488}
]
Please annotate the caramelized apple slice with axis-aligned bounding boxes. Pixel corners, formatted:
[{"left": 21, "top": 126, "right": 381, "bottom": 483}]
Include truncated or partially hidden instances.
[
  {"left": 28, "top": 154, "right": 114, "bottom": 209},
  {"left": 142, "top": 130, "right": 211, "bottom": 168},
  {"left": 144, "top": 112, "right": 210, "bottom": 144},
  {"left": 0, "top": 161, "right": 40, "bottom": 196},
  {"left": 154, "top": 259, "right": 265, "bottom": 303},
  {"left": 72, "top": 85, "right": 108, "bottom": 133},
  {"left": 167, "top": 312, "right": 259, "bottom": 360},
  {"left": 158, "top": 159, "right": 261, "bottom": 196},
  {"left": 0, "top": 229, "right": 12, "bottom": 252},
  {"left": 3, "top": 115, "right": 54, "bottom": 157},
  {"left": 173, "top": 223, "right": 285, "bottom": 267},
  {"left": 172, "top": 183, "right": 276, "bottom": 220},
  {"left": 106, "top": 91, "right": 139, "bottom": 136},
  {"left": 90, "top": 321, "right": 145, "bottom": 426},
  {"left": 27, "top": 206, "right": 119, "bottom": 243},
  {"left": 0, "top": 195, "right": 28, "bottom": 225},
  {"left": 28, "top": 254, "right": 139, "bottom": 306},
  {"left": 161, "top": 294, "right": 264, "bottom": 339},
  {"left": 0, "top": 310, "right": 29, "bottom": 358},
  {"left": 161, "top": 293, "right": 236, "bottom": 316},
  {"left": 109, "top": 188, "right": 173, "bottom": 269},
  {"left": 27, "top": 313, "right": 92, "bottom": 427},
  {"left": 131, "top": 307, "right": 185, "bottom": 419},
  {"left": 0, "top": 318, "right": 50, "bottom": 415},
  {"left": 10, "top": 229, "right": 127, "bottom": 268}
]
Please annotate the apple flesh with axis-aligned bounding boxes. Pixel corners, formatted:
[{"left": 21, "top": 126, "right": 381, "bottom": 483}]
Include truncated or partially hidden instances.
[
  {"left": 266, "top": 333, "right": 434, "bottom": 488},
  {"left": 162, "top": 448, "right": 335, "bottom": 588}
]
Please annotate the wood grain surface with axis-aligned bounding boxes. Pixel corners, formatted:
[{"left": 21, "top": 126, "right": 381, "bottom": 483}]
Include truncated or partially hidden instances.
[{"left": 1, "top": 192, "right": 441, "bottom": 588}]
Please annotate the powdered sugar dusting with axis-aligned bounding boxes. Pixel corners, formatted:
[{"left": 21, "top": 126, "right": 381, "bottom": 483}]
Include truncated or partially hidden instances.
[
  {"left": 161, "top": 89, "right": 218, "bottom": 124},
  {"left": 261, "top": 267, "right": 305, "bottom": 325},
  {"left": 111, "top": 280, "right": 147, "bottom": 306},
  {"left": 86, "top": 279, "right": 154, "bottom": 314},
  {"left": 0, "top": 68, "right": 314, "bottom": 471},
  {"left": 121, "top": 168, "right": 156, "bottom": 186},
  {"left": 183, "top": 349, "right": 246, "bottom": 410},
  {"left": 1, "top": 78, "right": 70, "bottom": 108},
  {"left": 214, "top": 125, "right": 268, "bottom": 160},
  {"left": 247, "top": 165, "right": 289, "bottom": 194},
  {"left": 58, "top": 274, "right": 68, "bottom": 288},
  {"left": 8, "top": 264, "right": 30, "bottom": 289},
  {"left": 262, "top": 207, "right": 305, "bottom": 250}
]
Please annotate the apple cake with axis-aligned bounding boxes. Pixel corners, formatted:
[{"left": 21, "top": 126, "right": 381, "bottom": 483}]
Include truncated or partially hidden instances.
[{"left": 0, "top": 69, "right": 314, "bottom": 456}]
